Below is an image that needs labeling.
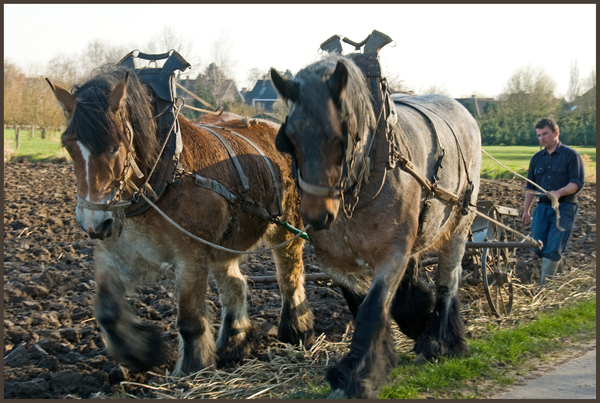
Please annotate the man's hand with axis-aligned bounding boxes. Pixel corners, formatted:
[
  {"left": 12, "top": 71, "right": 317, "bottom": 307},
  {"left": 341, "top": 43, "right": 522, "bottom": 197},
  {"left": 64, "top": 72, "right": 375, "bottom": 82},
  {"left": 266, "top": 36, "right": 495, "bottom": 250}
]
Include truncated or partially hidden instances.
[{"left": 521, "top": 210, "right": 531, "bottom": 226}]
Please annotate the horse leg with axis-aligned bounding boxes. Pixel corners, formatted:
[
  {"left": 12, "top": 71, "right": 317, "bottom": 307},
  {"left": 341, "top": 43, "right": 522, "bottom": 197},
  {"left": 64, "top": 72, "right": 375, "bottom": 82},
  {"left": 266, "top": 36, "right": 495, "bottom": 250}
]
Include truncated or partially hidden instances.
[
  {"left": 390, "top": 256, "right": 435, "bottom": 340},
  {"left": 330, "top": 271, "right": 371, "bottom": 318},
  {"left": 174, "top": 262, "right": 216, "bottom": 374},
  {"left": 414, "top": 224, "right": 470, "bottom": 361},
  {"left": 93, "top": 253, "right": 166, "bottom": 372},
  {"left": 326, "top": 252, "right": 411, "bottom": 399},
  {"left": 269, "top": 228, "right": 315, "bottom": 346},
  {"left": 212, "top": 259, "right": 254, "bottom": 367}
]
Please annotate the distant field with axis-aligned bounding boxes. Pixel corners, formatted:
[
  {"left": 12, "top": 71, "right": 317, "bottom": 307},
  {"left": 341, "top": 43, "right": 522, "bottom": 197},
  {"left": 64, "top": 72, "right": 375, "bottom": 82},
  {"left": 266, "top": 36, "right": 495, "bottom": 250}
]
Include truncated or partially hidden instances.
[
  {"left": 482, "top": 145, "right": 596, "bottom": 182},
  {"left": 4, "top": 128, "right": 70, "bottom": 163},
  {"left": 3, "top": 129, "right": 596, "bottom": 182}
]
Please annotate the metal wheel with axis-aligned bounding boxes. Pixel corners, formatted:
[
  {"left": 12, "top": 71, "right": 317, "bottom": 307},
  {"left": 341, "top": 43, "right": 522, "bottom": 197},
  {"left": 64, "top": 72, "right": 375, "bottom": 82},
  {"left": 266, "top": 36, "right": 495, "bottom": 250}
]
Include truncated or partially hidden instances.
[{"left": 481, "top": 209, "right": 516, "bottom": 317}]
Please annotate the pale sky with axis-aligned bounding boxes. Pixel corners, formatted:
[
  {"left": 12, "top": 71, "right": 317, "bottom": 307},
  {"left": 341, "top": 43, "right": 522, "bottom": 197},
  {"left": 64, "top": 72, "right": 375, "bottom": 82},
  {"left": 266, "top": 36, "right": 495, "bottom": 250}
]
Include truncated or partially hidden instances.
[{"left": 4, "top": 4, "right": 596, "bottom": 99}]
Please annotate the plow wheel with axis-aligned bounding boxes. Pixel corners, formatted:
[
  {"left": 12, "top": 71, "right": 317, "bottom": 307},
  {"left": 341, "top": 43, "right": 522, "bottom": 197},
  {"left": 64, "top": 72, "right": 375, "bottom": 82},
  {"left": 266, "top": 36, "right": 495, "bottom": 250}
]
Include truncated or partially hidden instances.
[{"left": 481, "top": 212, "right": 516, "bottom": 317}]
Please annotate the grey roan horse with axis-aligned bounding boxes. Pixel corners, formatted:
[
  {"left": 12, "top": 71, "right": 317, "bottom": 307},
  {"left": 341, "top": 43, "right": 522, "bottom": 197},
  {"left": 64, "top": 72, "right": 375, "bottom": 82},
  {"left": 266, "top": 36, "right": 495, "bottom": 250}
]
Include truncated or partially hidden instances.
[{"left": 271, "top": 55, "right": 481, "bottom": 398}]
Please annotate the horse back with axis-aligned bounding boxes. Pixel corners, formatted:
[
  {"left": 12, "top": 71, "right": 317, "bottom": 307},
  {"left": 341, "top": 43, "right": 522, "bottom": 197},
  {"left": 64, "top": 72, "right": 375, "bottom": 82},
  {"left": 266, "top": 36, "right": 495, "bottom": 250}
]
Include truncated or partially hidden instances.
[
  {"left": 174, "top": 115, "right": 294, "bottom": 226},
  {"left": 393, "top": 94, "right": 481, "bottom": 193}
]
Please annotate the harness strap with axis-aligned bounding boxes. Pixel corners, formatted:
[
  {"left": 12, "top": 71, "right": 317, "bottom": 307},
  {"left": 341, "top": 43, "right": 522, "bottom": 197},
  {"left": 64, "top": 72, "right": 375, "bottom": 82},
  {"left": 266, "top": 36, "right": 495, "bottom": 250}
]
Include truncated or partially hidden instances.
[
  {"left": 200, "top": 124, "right": 284, "bottom": 217},
  {"left": 200, "top": 125, "right": 251, "bottom": 195},
  {"left": 190, "top": 171, "right": 272, "bottom": 220},
  {"left": 297, "top": 169, "right": 341, "bottom": 199},
  {"left": 77, "top": 195, "right": 132, "bottom": 211},
  {"left": 396, "top": 99, "right": 472, "bottom": 186}
]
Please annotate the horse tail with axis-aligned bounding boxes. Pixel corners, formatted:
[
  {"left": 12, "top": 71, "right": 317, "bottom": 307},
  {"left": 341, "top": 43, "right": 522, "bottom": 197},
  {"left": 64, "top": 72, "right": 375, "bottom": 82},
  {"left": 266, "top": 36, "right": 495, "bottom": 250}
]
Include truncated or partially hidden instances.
[{"left": 390, "top": 256, "right": 434, "bottom": 340}]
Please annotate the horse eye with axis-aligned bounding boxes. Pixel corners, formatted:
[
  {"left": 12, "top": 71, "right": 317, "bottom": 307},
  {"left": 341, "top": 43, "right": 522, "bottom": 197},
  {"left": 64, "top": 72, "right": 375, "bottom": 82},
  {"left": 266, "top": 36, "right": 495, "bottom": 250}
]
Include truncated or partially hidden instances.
[{"left": 111, "top": 145, "right": 120, "bottom": 154}]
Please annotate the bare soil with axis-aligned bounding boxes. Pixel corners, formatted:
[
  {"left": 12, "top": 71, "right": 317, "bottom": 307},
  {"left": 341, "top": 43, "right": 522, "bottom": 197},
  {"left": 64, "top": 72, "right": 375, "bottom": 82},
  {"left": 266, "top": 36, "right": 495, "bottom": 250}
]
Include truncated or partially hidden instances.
[{"left": 3, "top": 161, "right": 596, "bottom": 398}]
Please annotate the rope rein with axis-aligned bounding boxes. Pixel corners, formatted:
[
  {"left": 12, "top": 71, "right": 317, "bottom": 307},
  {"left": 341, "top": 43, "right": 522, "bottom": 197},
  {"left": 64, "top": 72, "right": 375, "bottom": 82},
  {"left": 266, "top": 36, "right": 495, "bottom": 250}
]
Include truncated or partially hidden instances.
[
  {"left": 481, "top": 148, "right": 563, "bottom": 231},
  {"left": 137, "top": 192, "right": 308, "bottom": 255}
]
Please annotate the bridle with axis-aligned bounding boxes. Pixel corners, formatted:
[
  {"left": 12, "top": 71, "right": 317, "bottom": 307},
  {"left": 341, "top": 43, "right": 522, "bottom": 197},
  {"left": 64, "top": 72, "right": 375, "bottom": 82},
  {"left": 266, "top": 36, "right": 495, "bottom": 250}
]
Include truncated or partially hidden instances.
[
  {"left": 292, "top": 106, "right": 380, "bottom": 218},
  {"left": 76, "top": 119, "right": 144, "bottom": 212}
]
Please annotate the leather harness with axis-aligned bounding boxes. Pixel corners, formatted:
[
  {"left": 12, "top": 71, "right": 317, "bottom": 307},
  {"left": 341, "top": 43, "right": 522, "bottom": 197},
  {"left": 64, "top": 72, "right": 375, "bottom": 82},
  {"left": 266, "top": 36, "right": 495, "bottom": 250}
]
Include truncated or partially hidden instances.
[
  {"left": 115, "top": 50, "right": 284, "bottom": 222},
  {"left": 319, "top": 31, "right": 474, "bottom": 219}
]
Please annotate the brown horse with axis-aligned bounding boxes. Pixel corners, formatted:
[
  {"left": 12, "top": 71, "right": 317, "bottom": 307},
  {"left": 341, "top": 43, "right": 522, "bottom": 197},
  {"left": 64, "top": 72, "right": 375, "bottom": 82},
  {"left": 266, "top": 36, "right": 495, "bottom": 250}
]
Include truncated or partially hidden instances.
[
  {"left": 46, "top": 66, "right": 314, "bottom": 374},
  {"left": 271, "top": 55, "right": 481, "bottom": 398}
]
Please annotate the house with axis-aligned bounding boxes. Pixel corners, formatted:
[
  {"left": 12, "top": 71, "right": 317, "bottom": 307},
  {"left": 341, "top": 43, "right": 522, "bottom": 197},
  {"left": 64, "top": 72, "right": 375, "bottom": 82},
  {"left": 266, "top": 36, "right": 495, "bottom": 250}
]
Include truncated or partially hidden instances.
[
  {"left": 243, "top": 76, "right": 280, "bottom": 111},
  {"left": 455, "top": 95, "right": 497, "bottom": 117}
]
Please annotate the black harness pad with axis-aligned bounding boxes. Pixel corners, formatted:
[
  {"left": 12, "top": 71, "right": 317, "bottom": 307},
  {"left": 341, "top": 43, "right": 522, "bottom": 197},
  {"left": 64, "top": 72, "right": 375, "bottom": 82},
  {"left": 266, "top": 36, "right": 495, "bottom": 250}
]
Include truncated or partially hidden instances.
[{"left": 117, "top": 50, "right": 191, "bottom": 217}]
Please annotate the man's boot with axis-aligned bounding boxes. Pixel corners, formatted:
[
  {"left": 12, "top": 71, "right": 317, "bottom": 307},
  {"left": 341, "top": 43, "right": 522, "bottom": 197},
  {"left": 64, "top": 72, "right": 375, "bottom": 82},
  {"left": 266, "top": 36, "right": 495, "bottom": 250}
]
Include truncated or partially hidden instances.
[{"left": 540, "top": 257, "right": 560, "bottom": 285}]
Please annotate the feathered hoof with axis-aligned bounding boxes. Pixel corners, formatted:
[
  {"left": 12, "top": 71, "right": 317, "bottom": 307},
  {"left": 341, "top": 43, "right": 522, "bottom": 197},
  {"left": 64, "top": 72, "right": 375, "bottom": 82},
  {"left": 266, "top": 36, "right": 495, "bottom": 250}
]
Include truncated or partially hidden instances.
[{"left": 106, "top": 323, "right": 167, "bottom": 372}]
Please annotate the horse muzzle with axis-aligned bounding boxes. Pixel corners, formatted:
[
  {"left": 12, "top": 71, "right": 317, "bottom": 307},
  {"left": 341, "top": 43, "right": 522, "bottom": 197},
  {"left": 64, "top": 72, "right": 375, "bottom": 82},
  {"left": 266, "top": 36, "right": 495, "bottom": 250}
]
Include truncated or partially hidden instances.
[
  {"left": 76, "top": 196, "right": 124, "bottom": 240},
  {"left": 300, "top": 195, "right": 340, "bottom": 231}
]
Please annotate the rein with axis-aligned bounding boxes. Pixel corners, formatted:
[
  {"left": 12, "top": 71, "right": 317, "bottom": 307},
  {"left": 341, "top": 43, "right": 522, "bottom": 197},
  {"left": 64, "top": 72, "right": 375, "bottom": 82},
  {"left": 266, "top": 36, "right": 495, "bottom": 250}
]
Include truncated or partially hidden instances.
[{"left": 138, "top": 192, "right": 309, "bottom": 255}]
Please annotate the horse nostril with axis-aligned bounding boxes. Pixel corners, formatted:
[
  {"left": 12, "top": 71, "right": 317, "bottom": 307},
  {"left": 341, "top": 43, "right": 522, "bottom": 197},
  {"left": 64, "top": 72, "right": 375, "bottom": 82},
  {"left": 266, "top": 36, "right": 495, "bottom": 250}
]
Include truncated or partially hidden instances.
[
  {"left": 303, "top": 212, "right": 335, "bottom": 231},
  {"left": 89, "top": 218, "right": 114, "bottom": 240}
]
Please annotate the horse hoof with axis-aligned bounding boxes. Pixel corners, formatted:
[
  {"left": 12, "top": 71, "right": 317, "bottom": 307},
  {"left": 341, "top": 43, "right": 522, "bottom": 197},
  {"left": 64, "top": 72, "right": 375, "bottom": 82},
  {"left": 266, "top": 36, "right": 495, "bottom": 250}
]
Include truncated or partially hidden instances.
[
  {"left": 327, "top": 388, "right": 346, "bottom": 399},
  {"left": 414, "top": 353, "right": 426, "bottom": 365}
]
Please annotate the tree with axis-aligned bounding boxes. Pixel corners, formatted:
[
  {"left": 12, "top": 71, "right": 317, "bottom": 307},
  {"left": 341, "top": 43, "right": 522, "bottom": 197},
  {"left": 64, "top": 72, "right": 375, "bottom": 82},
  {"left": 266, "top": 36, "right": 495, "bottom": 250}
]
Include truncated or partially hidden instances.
[
  {"left": 246, "top": 67, "right": 265, "bottom": 89},
  {"left": 490, "top": 65, "right": 562, "bottom": 145},
  {"left": 4, "top": 59, "right": 25, "bottom": 126},
  {"left": 420, "top": 82, "right": 450, "bottom": 96},
  {"left": 47, "top": 54, "right": 78, "bottom": 88},
  {"left": 79, "top": 39, "right": 130, "bottom": 79},
  {"left": 566, "top": 59, "right": 581, "bottom": 103},
  {"left": 145, "top": 25, "right": 200, "bottom": 76}
]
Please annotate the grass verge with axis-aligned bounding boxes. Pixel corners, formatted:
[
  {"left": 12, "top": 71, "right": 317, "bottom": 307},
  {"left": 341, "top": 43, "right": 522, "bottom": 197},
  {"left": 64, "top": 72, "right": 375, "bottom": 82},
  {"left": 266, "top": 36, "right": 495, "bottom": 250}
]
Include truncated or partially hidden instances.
[{"left": 381, "top": 296, "right": 596, "bottom": 399}]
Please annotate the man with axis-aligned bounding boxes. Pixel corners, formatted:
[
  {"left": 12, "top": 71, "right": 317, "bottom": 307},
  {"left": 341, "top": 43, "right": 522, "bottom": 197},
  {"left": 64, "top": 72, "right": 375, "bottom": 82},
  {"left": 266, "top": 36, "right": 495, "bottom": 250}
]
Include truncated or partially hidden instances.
[{"left": 522, "top": 118, "right": 585, "bottom": 285}]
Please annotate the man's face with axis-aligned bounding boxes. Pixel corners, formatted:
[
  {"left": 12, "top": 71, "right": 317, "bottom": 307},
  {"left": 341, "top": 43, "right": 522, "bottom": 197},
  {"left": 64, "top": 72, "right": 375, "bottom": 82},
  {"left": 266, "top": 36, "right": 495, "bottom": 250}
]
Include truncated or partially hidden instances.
[{"left": 536, "top": 126, "right": 558, "bottom": 149}]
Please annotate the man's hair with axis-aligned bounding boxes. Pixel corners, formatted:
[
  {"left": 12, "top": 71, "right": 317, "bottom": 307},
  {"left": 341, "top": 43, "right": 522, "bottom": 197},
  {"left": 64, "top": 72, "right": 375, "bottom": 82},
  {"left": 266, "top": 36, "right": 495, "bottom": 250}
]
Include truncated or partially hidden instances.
[{"left": 535, "top": 117, "right": 559, "bottom": 134}]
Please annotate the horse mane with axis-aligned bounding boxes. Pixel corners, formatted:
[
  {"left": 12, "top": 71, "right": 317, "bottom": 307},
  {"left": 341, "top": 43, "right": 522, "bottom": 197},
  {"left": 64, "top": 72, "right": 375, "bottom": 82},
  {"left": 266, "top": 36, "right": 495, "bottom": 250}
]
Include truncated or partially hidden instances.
[
  {"left": 64, "top": 66, "right": 159, "bottom": 173},
  {"left": 294, "top": 54, "right": 376, "bottom": 138}
]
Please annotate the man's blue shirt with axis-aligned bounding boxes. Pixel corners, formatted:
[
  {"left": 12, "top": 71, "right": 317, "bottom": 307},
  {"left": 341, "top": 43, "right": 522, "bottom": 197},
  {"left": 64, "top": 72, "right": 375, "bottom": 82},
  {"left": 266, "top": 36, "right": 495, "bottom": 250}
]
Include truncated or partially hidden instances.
[{"left": 525, "top": 142, "right": 585, "bottom": 204}]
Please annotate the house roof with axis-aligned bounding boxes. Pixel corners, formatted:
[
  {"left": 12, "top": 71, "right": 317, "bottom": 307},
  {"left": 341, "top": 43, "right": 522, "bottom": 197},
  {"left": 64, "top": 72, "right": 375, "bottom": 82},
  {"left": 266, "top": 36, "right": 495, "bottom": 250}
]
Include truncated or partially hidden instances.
[{"left": 244, "top": 77, "right": 280, "bottom": 105}]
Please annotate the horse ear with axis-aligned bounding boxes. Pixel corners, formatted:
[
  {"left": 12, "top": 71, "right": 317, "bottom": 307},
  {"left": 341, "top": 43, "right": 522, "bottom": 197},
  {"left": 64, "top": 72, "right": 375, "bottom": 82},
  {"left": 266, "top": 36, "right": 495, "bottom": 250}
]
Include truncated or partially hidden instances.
[
  {"left": 108, "top": 71, "right": 129, "bottom": 113},
  {"left": 270, "top": 68, "right": 299, "bottom": 103},
  {"left": 45, "top": 78, "right": 76, "bottom": 115},
  {"left": 327, "top": 61, "right": 348, "bottom": 105},
  {"left": 275, "top": 120, "right": 294, "bottom": 155}
]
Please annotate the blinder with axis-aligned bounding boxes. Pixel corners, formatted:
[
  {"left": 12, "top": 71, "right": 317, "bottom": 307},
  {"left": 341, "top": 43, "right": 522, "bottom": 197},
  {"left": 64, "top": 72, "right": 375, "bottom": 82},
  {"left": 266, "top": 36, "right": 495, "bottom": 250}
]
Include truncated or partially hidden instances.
[{"left": 275, "top": 116, "right": 294, "bottom": 155}]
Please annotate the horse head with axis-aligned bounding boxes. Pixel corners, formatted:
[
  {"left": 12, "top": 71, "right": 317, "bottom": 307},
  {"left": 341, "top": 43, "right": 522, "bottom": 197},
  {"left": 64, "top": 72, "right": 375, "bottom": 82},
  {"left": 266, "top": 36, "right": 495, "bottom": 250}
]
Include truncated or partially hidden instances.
[
  {"left": 47, "top": 70, "right": 154, "bottom": 240},
  {"left": 271, "top": 58, "right": 371, "bottom": 230}
]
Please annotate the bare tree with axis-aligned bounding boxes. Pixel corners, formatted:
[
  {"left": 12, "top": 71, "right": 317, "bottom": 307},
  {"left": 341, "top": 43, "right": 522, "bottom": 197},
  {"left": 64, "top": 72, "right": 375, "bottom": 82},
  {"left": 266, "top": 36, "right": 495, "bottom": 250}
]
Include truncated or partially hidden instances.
[
  {"left": 246, "top": 67, "right": 266, "bottom": 89},
  {"left": 421, "top": 82, "right": 451, "bottom": 96},
  {"left": 79, "top": 39, "right": 130, "bottom": 79},
  {"left": 500, "top": 65, "right": 559, "bottom": 117},
  {"left": 382, "top": 69, "right": 406, "bottom": 93},
  {"left": 46, "top": 53, "right": 81, "bottom": 88},
  {"left": 198, "top": 31, "right": 241, "bottom": 108},
  {"left": 581, "top": 66, "right": 596, "bottom": 93},
  {"left": 144, "top": 25, "right": 200, "bottom": 76},
  {"left": 4, "top": 59, "right": 25, "bottom": 126},
  {"left": 566, "top": 59, "right": 581, "bottom": 102},
  {"left": 209, "top": 30, "right": 238, "bottom": 80}
]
